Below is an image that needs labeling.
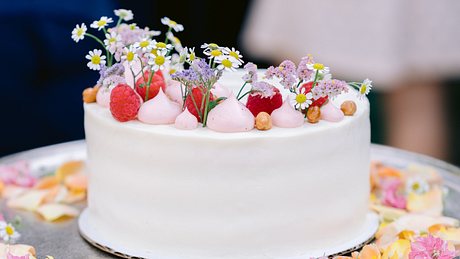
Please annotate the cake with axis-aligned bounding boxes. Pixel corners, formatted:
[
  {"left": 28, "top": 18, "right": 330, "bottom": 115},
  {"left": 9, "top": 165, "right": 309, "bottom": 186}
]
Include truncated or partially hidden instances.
[{"left": 75, "top": 10, "right": 375, "bottom": 258}]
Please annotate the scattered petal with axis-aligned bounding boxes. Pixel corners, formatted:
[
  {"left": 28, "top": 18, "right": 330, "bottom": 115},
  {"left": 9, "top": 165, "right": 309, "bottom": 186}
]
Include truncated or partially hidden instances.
[
  {"left": 7, "top": 190, "right": 48, "bottom": 211},
  {"left": 36, "top": 203, "right": 79, "bottom": 221},
  {"left": 64, "top": 173, "right": 88, "bottom": 192},
  {"left": 34, "top": 176, "right": 59, "bottom": 190},
  {"left": 407, "top": 187, "right": 443, "bottom": 216},
  {"left": 55, "top": 161, "right": 84, "bottom": 182}
]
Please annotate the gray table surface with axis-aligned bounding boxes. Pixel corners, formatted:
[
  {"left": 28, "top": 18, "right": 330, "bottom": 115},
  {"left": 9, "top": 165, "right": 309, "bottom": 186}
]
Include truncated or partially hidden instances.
[{"left": 0, "top": 140, "right": 459, "bottom": 259}]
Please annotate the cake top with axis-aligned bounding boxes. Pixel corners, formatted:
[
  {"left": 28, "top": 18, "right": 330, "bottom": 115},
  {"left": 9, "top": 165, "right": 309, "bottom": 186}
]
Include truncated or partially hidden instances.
[{"left": 73, "top": 9, "right": 372, "bottom": 133}]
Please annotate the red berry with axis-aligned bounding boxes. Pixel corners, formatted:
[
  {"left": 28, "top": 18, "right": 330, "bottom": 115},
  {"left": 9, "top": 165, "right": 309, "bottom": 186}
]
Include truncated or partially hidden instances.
[
  {"left": 299, "top": 81, "right": 328, "bottom": 107},
  {"left": 110, "top": 84, "right": 141, "bottom": 122},
  {"left": 135, "top": 70, "right": 166, "bottom": 101},
  {"left": 246, "top": 88, "right": 283, "bottom": 116},
  {"left": 185, "top": 86, "right": 215, "bottom": 122},
  {"left": 311, "top": 96, "right": 328, "bottom": 107}
]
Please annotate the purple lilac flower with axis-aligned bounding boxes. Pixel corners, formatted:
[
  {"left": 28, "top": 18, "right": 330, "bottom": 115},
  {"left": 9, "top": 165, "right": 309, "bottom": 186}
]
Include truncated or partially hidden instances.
[
  {"left": 297, "top": 56, "right": 315, "bottom": 81},
  {"left": 191, "top": 59, "right": 221, "bottom": 84},
  {"left": 242, "top": 62, "right": 258, "bottom": 83},
  {"left": 97, "top": 63, "right": 125, "bottom": 86},
  {"left": 112, "top": 24, "right": 160, "bottom": 46},
  {"left": 409, "top": 235, "right": 456, "bottom": 259},
  {"left": 265, "top": 60, "right": 297, "bottom": 89},
  {"left": 251, "top": 81, "right": 275, "bottom": 97},
  {"left": 312, "top": 79, "right": 349, "bottom": 99},
  {"left": 102, "top": 75, "right": 126, "bottom": 89},
  {"left": 172, "top": 69, "right": 199, "bottom": 85}
]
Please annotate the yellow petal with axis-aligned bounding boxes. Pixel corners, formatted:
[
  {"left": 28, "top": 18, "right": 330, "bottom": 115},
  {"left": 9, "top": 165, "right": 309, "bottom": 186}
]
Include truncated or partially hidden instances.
[
  {"left": 62, "top": 189, "right": 86, "bottom": 204},
  {"left": 34, "top": 175, "right": 59, "bottom": 190},
  {"left": 397, "top": 230, "right": 415, "bottom": 241},
  {"left": 64, "top": 173, "right": 87, "bottom": 192},
  {"left": 7, "top": 190, "right": 48, "bottom": 211},
  {"left": 381, "top": 239, "right": 410, "bottom": 259},
  {"left": 407, "top": 187, "right": 443, "bottom": 216},
  {"left": 0, "top": 180, "right": 4, "bottom": 195},
  {"left": 371, "top": 204, "right": 407, "bottom": 222},
  {"left": 359, "top": 244, "right": 381, "bottom": 259},
  {"left": 36, "top": 203, "right": 79, "bottom": 221},
  {"left": 428, "top": 224, "right": 447, "bottom": 234},
  {"left": 55, "top": 160, "right": 84, "bottom": 182},
  {"left": 378, "top": 167, "right": 403, "bottom": 179},
  {"left": 405, "top": 164, "right": 442, "bottom": 185}
]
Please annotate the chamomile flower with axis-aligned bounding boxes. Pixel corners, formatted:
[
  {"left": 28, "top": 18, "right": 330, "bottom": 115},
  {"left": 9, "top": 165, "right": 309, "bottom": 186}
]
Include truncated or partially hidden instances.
[
  {"left": 114, "top": 9, "right": 133, "bottom": 21},
  {"left": 358, "top": 78, "right": 372, "bottom": 99},
  {"left": 134, "top": 37, "right": 155, "bottom": 52},
  {"left": 104, "top": 31, "right": 122, "bottom": 54},
  {"left": 154, "top": 41, "right": 173, "bottom": 50},
  {"left": 187, "top": 47, "right": 196, "bottom": 63},
  {"left": 223, "top": 47, "right": 243, "bottom": 64},
  {"left": 0, "top": 222, "right": 20, "bottom": 244},
  {"left": 85, "top": 49, "right": 106, "bottom": 70},
  {"left": 148, "top": 49, "right": 171, "bottom": 71},
  {"left": 71, "top": 23, "right": 87, "bottom": 43},
  {"left": 215, "top": 56, "right": 240, "bottom": 71},
  {"left": 161, "top": 17, "right": 184, "bottom": 32},
  {"left": 121, "top": 45, "right": 138, "bottom": 65},
  {"left": 406, "top": 177, "right": 430, "bottom": 195},
  {"left": 307, "top": 62, "right": 330, "bottom": 75},
  {"left": 90, "top": 16, "right": 113, "bottom": 31},
  {"left": 201, "top": 43, "right": 220, "bottom": 50},
  {"left": 166, "top": 32, "right": 183, "bottom": 52},
  {"left": 289, "top": 88, "right": 313, "bottom": 110},
  {"left": 203, "top": 45, "right": 223, "bottom": 59},
  {"left": 177, "top": 47, "right": 188, "bottom": 64}
]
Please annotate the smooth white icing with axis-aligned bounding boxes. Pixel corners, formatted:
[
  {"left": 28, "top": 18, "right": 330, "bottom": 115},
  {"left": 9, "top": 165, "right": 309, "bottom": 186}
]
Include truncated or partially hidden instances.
[{"left": 84, "top": 71, "right": 371, "bottom": 258}]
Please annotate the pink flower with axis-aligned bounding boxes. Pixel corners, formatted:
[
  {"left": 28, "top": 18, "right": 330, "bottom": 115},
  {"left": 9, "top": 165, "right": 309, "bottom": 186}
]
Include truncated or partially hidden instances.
[
  {"left": 7, "top": 253, "right": 30, "bottom": 259},
  {"left": 297, "top": 55, "right": 315, "bottom": 81},
  {"left": 0, "top": 161, "right": 36, "bottom": 188},
  {"left": 265, "top": 60, "right": 297, "bottom": 89},
  {"left": 409, "top": 235, "right": 456, "bottom": 259},
  {"left": 382, "top": 179, "right": 407, "bottom": 209}
]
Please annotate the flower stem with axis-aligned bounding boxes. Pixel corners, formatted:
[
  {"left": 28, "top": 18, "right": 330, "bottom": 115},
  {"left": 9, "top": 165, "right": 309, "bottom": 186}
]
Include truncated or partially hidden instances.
[
  {"left": 129, "top": 66, "right": 136, "bottom": 87},
  {"left": 202, "top": 86, "right": 212, "bottom": 126},
  {"left": 164, "top": 27, "right": 172, "bottom": 44},
  {"left": 85, "top": 33, "right": 111, "bottom": 66},
  {"left": 116, "top": 17, "right": 122, "bottom": 27},
  {"left": 236, "top": 82, "right": 247, "bottom": 99},
  {"left": 238, "top": 90, "right": 251, "bottom": 101}
]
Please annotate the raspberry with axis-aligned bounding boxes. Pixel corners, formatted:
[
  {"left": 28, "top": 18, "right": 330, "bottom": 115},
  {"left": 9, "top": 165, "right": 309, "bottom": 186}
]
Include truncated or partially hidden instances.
[
  {"left": 299, "top": 82, "right": 328, "bottom": 107},
  {"left": 246, "top": 88, "right": 282, "bottom": 116},
  {"left": 185, "top": 86, "right": 215, "bottom": 122},
  {"left": 110, "top": 84, "right": 141, "bottom": 122},
  {"left": 135, "top": 70, "right": 166, "bottom": 101}
]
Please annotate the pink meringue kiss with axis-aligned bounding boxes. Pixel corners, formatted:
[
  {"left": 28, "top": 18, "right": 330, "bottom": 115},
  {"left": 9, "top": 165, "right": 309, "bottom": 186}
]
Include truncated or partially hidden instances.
[
  {"left": 165, "top": 80, "right": 184, "bottom": 106},
  {"left": 320, "top": 101, "right": 344, "bottom": 122},
  {"left": 211, "top": 83, "right": 232, "bottom": 98},
  {"left": 271, "top": 100, "right": 305, "bottom": 128},
  {"left": 207, "top": 95, "right": 255, "bottom": 132},
  {"left": 175, "top": 108, "right": 198, "bottom": 130},
  {"left": 138, "top": 88, "right": 182, "bottom": 124},
  {"left": 96, "top": 87, "right": 111, "bottom": 108}
]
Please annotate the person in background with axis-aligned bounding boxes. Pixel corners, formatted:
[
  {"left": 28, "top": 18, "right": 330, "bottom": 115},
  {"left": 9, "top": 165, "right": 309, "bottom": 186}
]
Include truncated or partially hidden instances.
[{"left": 242, "top": 0, "right": 460, "bottom": 161}]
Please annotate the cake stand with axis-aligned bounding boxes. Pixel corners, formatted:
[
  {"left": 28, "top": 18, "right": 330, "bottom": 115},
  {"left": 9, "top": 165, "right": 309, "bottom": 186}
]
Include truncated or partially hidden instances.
[{"left": 0, "top": 140, "right": 459, "bottom": 258}]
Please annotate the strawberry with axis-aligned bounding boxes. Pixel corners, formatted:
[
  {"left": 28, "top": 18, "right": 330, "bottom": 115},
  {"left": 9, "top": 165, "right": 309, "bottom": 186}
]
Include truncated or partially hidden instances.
[
  {"left": 185, "top": 86, "right": 215, "bottom": 122},
  {"left": 135, "top": 70, "right": 166, "bottom": 101},
  {"left": 246, "top": 88, "right": 283, "bottom": 116},
  {"left": 110, "top": 84, "right": 141, "bottom": 122},
  {"left": 299, "top": 81, "right": 328, "bottom": 108}
]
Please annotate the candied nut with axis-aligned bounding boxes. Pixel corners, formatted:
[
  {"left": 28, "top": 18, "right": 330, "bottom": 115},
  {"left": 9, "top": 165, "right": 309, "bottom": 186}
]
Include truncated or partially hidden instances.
[
  {"left": 341, "top": 100, "right": 357, "bottom": 116},
  {"left": 255, "top": 112, "right": 272, "bottom": 130},
  {"left": 82, "top": 86, "right": 99, "bottom": 103},
  {"left": 306, "top": 106, "right": 321, "bottom": 123}
]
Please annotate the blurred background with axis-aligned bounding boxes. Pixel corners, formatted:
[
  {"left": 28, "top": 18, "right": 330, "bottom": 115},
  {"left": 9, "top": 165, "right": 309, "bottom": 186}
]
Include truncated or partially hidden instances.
[{"left": 0, "top": 0, "right": 459, "bottom": 165}]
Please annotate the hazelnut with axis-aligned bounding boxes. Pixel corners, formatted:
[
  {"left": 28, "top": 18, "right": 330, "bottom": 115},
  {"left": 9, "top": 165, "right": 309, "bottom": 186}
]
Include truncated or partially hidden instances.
[
  {"left": 306, "top": 106, "right": 321, "bottom": 123},
  {"left": 83, "top": 86, "right": 99, "bottom": 103},
  {"left": 255, "top": 112, "right": 272, "bottom": 130},
  {"left": 341, "top": 100, "right": 357, "bottom": 116}
]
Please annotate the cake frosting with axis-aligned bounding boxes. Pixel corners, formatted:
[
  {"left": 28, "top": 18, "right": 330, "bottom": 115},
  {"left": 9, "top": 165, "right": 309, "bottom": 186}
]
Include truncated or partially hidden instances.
[{"left": 84, "top": 71, "right": 371, "bottom": 258}]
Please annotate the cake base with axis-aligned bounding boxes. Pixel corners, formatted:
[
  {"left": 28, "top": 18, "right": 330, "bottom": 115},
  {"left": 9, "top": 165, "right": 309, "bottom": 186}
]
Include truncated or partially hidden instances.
[{"left": 79, "top": 209, "right": 379, "bottom": 259}]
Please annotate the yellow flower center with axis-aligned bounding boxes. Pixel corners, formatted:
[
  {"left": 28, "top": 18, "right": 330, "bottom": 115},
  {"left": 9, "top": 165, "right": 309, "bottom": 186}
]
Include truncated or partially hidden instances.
[
  {"left": 126, "top": 52, "right": 134, "bottom": 61},
  {"left": 109, "top": 37, "right": 116, "bottom": 43},
  {"left": 169, "top": 20, "right": 177, "bottom": 26},
  {"left": 360, "top": 84, "right": 367, "bottom": 94},
  {"left": 129, "top": 24, "right": 136, "bottom": 30},
  {"left": 313, "top": 63, "right": 324, "bottom": 70},
  {"left": 91, "top": 55, "right": 101, "bottom": 65},
  {"left": 97, "top": 20, "right": 107, "bottom": 27},
  {"left": 155, "top": 55, "right": 165, "bottom": 66},
  {"left": 156, "top": 42, "right": 167, "bottom": 49},
  {"left": 295, "top": 93, "right": 307, "bottom": 104},
  {"left": 139, "top": 40, "right": 149, "bottom": 48},
  {"left": 210, "top": 49, "right": 222, "bottom": 57},
  {"left": 5, "top": 225, "right": 14, "bottom": 236},
  {"left": 208, "top": 43, "right": 219, "bottom": 50},
  {"left": 169, "top": 68, "right": 176, "bottom": 74},
  {"left": 412, "top": 182, "right": 420, "bottom": 191},
  {"left": 222, "top": 59, "right": 233, "bottom": 68},
  {"left": 229, "top": 51, "right": 239, "bottom": 60},
  {"left": 151, "top": 49, "right": 158, "bottom": 55},
  {"left": 189, "top": 53, "right": 195, "bottom": 61},
  {"left": 77, "top": 28, "right": 84, "bottom": 37}
]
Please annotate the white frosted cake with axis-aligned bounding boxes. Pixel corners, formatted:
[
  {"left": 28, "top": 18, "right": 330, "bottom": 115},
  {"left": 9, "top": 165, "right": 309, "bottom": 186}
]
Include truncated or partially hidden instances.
[{"left": 83, "top": 71, "right": 372, "bottom": 258}]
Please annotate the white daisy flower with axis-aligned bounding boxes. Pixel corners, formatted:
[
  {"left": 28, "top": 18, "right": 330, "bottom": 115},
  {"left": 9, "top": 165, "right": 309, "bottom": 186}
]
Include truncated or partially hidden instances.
[
  {"left": 166, "top": 32, "right": 183, "bottom": 52},
  {"left": 307, "top": 63, "right": 330, "bottom": 75},
  {"left": 148, "top": 49, "right": 171, "bottom": 71},
  {"left": 161, "top": 17, "right": 184, "bottom": 32},
  {"left": 121, "top": 45, "right": 138, "bottom": 65},
  {"left": 289, "top": 88, "right": 313, "bottom": 110},
  {"left": 0, "top": 222, "right": 20, "bottom": 243},
  {"left": 406, "top": 177, "right": 430, "bottom": 195},
  {"left": 358, "top": 78, "right": 372, "bottom": 99},
  {"left": 134, "top": 37, "right": 155, "bottom": 52},
  {"left": 215, "top": 56, "right": 240, "bottom": 71},
  {"left": 223, "top": 47, "right": 243, "bottom": 64},
  {"left": 85, "top": 49, "right": 106, "bottom": 70},
  {"left": 154, "top": 41, "right": 173, "bottom": 50},
  {"left": 114, "top": 9, "right": 133, "bottom": 21},
  {"left": 203, "top": 45, "right": 223, "bottom": 60},
  {"left": 103, "top": 31, "right": 122, "bottom": 54},
  {"left": 201, "top": 43, "right": 220, "bottom": 50},
  {"left": 177, "top": 47, "right": 188, "bottom": 64},
  {"left": 71, "top": 23, "right": 87, "bottom": 43},
  {"left": 187, "top": 47, "right": 196, "bottom": 63},
  {"left": 90, "top": 16, "right": 113, "bottom": 31}
]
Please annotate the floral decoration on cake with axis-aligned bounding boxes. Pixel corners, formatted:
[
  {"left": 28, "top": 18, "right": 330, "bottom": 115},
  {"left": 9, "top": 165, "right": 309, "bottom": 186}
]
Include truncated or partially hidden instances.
[{"left": 73, "top": 9, "right": 373, "bottom": 133}]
